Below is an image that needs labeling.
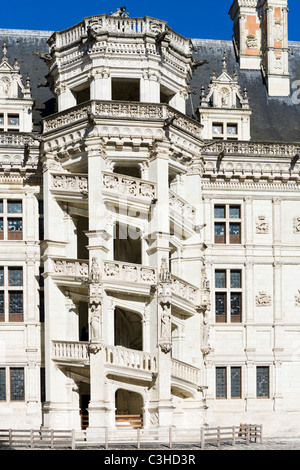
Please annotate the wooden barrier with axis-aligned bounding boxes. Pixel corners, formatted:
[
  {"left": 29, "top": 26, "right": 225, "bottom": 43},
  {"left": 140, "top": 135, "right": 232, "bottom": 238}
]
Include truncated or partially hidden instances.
[{"left": 0, "top": 424, "right": 262, "bottom": 450}]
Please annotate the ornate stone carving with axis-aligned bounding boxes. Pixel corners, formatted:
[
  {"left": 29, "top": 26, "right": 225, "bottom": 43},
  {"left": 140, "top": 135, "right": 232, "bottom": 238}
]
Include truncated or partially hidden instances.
[
  {"left": 256, "top": 216, "right": 269, "bottom": 234},
  {"left": 246, "top": 34, "right": 258, "bottom": 49},
  {"left": 295, "top": 290, "right": 300, "bottom": 307},
  {"left": 256, "top": 291, "right": 271, "bottom": 307},
  {"left": 293, "top": 218, "right": 300, "bottom": 233}
]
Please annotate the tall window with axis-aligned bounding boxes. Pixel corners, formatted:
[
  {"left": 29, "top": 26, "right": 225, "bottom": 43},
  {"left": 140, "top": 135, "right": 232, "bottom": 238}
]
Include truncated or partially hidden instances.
[
  {"left": 214, "top": 204, "right": 241, "bottom": 244},
  {"left": 215, "top": 269, "right": 242, "bottom": 323},
  {"left": 256, "top": 366, "right": 269, "bottom": 398},
  {"left": 0, "top": 266, "right": 23, "bottom": 322},
  {"left": 10, "top": 368, "right": 25, "bottom": 401},
  {"left": 216, "top": 366, "right": 242, "bottom": 399},
  {"left": 0, "top": 199, "right": 23, "bottom": 241}
]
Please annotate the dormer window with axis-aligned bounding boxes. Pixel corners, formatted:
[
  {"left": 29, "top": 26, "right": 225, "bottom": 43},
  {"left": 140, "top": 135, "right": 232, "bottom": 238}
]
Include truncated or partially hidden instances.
[
  {"left": 212, "top": 122, "right": 238, "bottom": 140},
  {"left": 0, "top": 113, "right": 20, "bottom": 132}
]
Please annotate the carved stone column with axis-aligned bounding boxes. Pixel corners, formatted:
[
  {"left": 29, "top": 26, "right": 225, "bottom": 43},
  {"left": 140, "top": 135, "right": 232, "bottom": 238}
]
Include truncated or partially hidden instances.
[{"left": 156, "top": 257, "right": 174, "bottom": 427}]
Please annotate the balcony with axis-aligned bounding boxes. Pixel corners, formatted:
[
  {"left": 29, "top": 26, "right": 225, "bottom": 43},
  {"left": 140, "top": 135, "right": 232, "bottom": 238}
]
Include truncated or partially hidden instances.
[
  {"left": 50, "top": 172, "right": 88, "bottom": 203},
  {"left": 50, "top": 257, "right": 200, "bottom": 310},
  {"left": 102, "top": 171, "right": 156, "bottom": 211},
  {"left": 43, "top": 100, "right": 202, "bottom": 140},
  {"left": 52, "top": 340, "right": 200, "bottom": 387}
]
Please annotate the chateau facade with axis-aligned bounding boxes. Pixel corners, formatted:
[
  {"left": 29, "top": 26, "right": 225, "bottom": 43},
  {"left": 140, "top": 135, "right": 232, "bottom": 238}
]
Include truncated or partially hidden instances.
[{"left": 0, "top": 0, "right": 300, "bottom": 438}]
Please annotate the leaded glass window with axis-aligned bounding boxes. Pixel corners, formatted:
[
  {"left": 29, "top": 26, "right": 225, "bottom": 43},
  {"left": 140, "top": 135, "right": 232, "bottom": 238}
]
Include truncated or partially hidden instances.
[
  {"left": 10, "top": 368, "right": 24, "bottom": 401},
  {"left": 0, "top": 368, "right": 5, "bottom": 401},
  {"left": 257, "top": 367, "right": 269, "bottom": 398},
  {"left": 0, "top": 292, "right": 4, "bottom": 315},
  {"left": 9, "top": 268, "right": 23, "bottom": 286},
  {"left": 231, "top": 367, "right": 241, "bottom": 398},
  {"left": 215, "top": 269, "right": 242, "bottom": 323},
  {"left": 9, "top": 291, "right": 23, "bottom": 314},
  {"left": 214, "top": 204, "right": 241, "bottom": 244},
  {"left": 7, "top": 200, "right": 22, "bottom": 214},
  {"left": 216, "top": 367, "right": 227, "bottom": 398}
]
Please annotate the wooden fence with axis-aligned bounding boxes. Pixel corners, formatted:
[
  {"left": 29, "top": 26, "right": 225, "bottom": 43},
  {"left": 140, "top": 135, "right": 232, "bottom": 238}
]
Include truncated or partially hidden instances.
[{"left": 0, "top": 424, "right": 262, "bottom": 450}]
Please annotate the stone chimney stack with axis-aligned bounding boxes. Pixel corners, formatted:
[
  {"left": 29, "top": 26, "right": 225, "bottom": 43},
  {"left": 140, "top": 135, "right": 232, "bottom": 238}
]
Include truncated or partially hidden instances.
[{"left": 229, "top": 0, "right": 290, "bottom": 97}]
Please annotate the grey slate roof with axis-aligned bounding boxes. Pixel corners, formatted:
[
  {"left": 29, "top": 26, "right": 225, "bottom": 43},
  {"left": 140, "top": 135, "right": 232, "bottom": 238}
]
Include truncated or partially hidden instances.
[
  {"left": 1, "top": 29, "right": 300, "bottom": 142},
  {"left": 0, "top": 29, "right": 55, "bottom": 132}
]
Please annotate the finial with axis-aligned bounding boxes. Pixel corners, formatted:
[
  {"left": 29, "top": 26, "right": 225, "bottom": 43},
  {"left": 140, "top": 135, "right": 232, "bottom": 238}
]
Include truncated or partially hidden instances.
[
  {"left": 2, "top": 42, "right": 7, "bottom": 59},
  {"left": 222, "top": 52, "right": 227, "bottom": 70}
]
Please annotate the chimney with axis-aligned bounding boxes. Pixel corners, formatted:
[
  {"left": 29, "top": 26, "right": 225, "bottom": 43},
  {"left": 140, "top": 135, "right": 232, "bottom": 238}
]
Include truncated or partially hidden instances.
[{"left": 229, "top": 0, "right": 290, "bottom": 96}]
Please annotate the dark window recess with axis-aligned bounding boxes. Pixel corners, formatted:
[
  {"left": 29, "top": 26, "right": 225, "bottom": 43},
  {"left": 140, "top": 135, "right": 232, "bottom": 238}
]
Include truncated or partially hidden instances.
[
  {"left": 10, "top": 368, "right": 24, "bottom": 401},
  {"left": 231, "top": 367, "right": 242, "bottom": 398},
  {"left": 40, "top": 368, "right": 45, "bottom": 403},
  {"left": 216, "top": 367, "right": 227, "bottom": 398},
  {"left": 0, "top": 368, "right": 5, "bottom": 401},
  {"left": 74, "top": 87, "right": 90, "bottom": 105},
  {"left": 112, "top": 78, "right": 140, "bottom": 102},
  {"left": 0, "top": 218, "right": 3, "bottom": 240},
  {"left": 257, "top": 367, "right": 269, "bottom": 398}
]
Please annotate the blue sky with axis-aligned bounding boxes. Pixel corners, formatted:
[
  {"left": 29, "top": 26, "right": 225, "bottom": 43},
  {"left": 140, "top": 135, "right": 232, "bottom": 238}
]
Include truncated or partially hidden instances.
[{"left": 0, "top": 0, "right": 299, "bottom": 41}]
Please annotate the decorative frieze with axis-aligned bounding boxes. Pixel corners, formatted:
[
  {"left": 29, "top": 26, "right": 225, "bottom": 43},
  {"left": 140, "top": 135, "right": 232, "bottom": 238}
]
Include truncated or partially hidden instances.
[
  {"left": 52, "top": 259, "right": 89, "bottom": 278},
  {"left": 102, "top": 171, "right": 156, "bottom": 201},
  {"left": 293, "top": 217, "right": 300, "bottom": 233},
  {"left": 51, "top": 173, "right": 88, "bottom": 192},
  {"left": 103, "top": 260, "right": 157, "bottom": 284}
]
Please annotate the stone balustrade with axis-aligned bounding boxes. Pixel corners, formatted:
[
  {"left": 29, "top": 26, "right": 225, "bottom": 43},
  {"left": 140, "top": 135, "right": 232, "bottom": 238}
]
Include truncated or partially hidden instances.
[
  {"left": 51, "top": 173, "right": 88, "bottom": 193},
  {"left": 102, "top": 171, "right": 156, "bottom": 201},
  {"left": 201, "top": 140, "right": 300, "bottom": 158},
  {"left": 52, "top": 340, "right": 200, "bottom": 385},
  {"left": 52, "top": 15, "right": 191, "bottom": 55},
  {"left": 53, "top": 340, "right": 89, "bottom": 362},
  {"left": 171, "top": 275, "right": 200, "bottom": 305},
  {"left": 43, "top": 100, "right": 202, "bottom": 139},
  {"left": 105, "top": 345, "right": 158, "bottom": 374},
  {"left": 52, "top": 258, "right": 89, "bottom": 279},
  {"left": 171, "top": 358, "right": 200, "bottom": 385},
  {"left": 103, "top": 260, "right": 157, "bottom": 285},
  {"left": 169, "top": 190, "right": 196, "bottom": 225}
]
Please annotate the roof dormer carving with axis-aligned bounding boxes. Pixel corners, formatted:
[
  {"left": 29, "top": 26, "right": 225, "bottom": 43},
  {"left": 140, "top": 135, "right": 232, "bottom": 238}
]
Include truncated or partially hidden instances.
[
  {"left": 0, "top": 42, "right": 32, "bottom": 100},
  {"left": 199, "top": 54, "right": 250, "bottom": 110},
  {"left": 198, "top": 54, "right": 252, "bottom": 141}
]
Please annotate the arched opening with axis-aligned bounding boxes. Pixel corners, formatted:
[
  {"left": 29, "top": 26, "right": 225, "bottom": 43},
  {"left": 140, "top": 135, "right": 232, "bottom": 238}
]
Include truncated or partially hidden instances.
[
  {"left": 114, "top": 307, "right": 143, "bottom": 351},
  {"left": 115, "top": 389, "right": 143, "bottom": 428}
]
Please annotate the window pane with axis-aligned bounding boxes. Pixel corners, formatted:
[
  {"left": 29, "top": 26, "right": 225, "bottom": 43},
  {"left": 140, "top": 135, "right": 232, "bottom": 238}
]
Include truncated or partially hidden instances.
[
  {"left": 0, "top": 267, "right": 3, "bottom": 286},
  {"left": 215, "top": 270, "right": 226, "bottom": 288},
  {"left": 0, "top": 200, "right": 3, "bottom": 213},
  {"left": 229, "top": 206, "right": 240, "bottom": 219},
  {"left": 216, "top": 367, "right": 226, "bottom": 398},
  {"left": 10, "top": 368, "right": 24, "bottom": 401},
  {"left": 9, "top": 291, "right": 23, "bottom": 314},
  {"left": 216, "top": 293, "right": 226, "bottom": 315},
  {"left": 257, "top": 367, "right": 269, "bottom": 398},
  {"left": 0, "top": 291, "right": 4, "bottom": 314},
  {"left": 213, "top": 124, "right": 223, "bottom": 135},
  {"left": 8, "top": 115, "right": 19, "bottom": 126},
  {"left": 227, "top": 124, "right": 237, "bottom": 135},
  {"left": 0, "top": 218, "right": 3, "bottom": 231},
  {"left": 230, "top": 270, "right": 241, "bottom": 288},
  {"left": 214, "top": 206, "right": 225, "bottom": 219},
  {"left": 230, "top": 293, "right": 242, "bottom": 321},
  {"left": 9, "top": 268, "right": 23, "bottom": 286},
  {"left": 229, "top": 223, "right": 241, "bottom": 244},
  {"left": 0, "top": 115, "right": 3, "bottom": 125},
  {"left": 215, "top": 223, "right": 226, "bottom": 243},
  {"left": 7, "top": 201, "right": 22, "bottom": 214},
  {"left": 0, "top": 368, "right": 5, "bottom": 401},
  {"left": 231, "top": 367, "right": 241, "bottom": 398},
  {"left": 8, "top": 218, "right": 22, "bottom": 231}
]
